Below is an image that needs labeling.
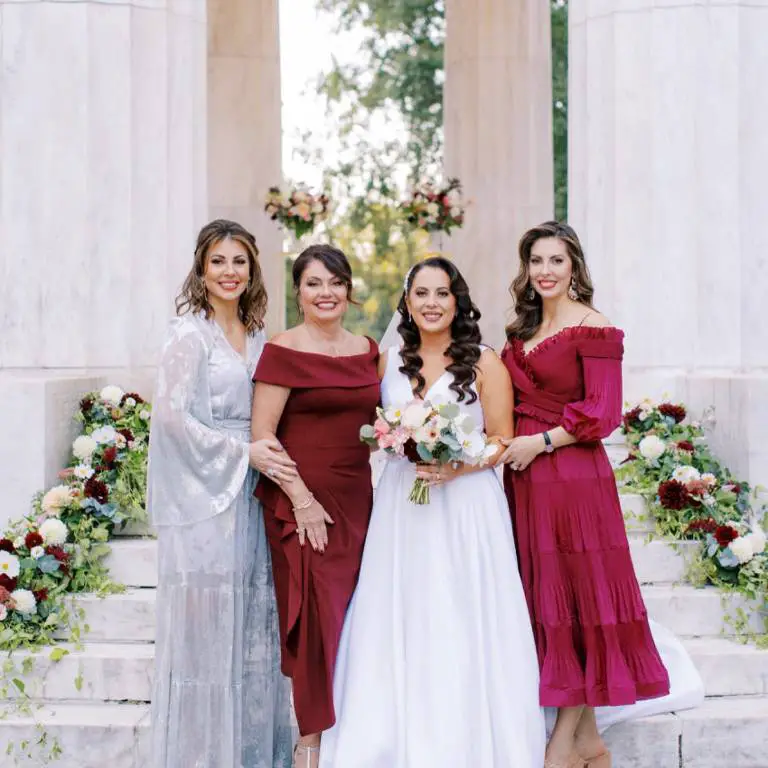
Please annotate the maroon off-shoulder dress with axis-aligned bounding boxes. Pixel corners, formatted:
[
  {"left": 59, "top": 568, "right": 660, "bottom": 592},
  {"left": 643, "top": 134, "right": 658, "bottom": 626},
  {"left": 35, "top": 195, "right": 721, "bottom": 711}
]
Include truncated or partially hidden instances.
[
  {"left": 253, "top": 339, "right": 379, "bottom": 735},
  {"left": 502, "top": 326, "right": 670, "bottom": 707}
]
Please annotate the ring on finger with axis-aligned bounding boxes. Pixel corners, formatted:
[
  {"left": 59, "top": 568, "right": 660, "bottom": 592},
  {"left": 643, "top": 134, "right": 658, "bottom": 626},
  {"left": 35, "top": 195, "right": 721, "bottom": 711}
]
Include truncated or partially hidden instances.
[{"left": 266, "top": 467, "right": 276, "bottom": 478}]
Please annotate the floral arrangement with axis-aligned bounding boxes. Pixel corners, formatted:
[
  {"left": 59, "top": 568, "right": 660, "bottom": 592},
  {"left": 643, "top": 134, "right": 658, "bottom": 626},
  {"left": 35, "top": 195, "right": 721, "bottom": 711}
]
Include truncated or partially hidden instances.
[
  {"left": 360, "top": 399, "right": 497, "bottom": 504},
  {"left": 264, "top": 185, "right": 330, "bottom": 240},
  {"left": 399, "top": 178, "right": 466, "bottom": 235},
  {"left": 0, "top": 386, "right": 151, "bottom": 651},
  {"left": 616, "top": 398, "right": 767, "bottom": 631}
]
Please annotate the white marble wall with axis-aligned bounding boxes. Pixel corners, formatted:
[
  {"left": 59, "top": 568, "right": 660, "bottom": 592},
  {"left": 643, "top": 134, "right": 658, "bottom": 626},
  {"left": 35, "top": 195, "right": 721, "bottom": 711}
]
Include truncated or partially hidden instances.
[
  {"left": 569, "top": 0, "right": 768, "bottom": 484},
  {"left": 207, "top": 0, "right": 284, "bottom": 334},
  {"left": 444, "top": 0, "right": 554, "bottom": 349},
  {"left": 0, "top": 0, "right": 207, "bottom": 525}
]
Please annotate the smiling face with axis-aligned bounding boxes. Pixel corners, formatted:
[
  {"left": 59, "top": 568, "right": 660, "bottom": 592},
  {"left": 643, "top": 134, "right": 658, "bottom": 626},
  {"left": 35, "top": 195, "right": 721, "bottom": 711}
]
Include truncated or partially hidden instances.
[
  {"left": 527, "top": 236, "right": 573, "bottom": 301},
  {"left": 406, "top": 265, "right": 456, "bottom": 335},
  {"left": 297, "top": 257, "right": 349, "bottom": 323},
  {"left": 203, "top": 237, "right": 250, "bottom": 305}
]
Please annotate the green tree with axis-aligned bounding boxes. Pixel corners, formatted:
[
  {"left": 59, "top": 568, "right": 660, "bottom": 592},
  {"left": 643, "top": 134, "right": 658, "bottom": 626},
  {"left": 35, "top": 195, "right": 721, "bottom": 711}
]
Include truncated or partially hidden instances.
[{"left": 316, "top": 0, "right": 568, "bottom": 218}]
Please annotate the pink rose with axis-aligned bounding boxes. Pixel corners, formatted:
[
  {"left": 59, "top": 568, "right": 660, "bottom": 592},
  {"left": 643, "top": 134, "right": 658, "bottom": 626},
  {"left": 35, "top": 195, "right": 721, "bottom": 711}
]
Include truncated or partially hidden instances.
[{"left": 373, "top": 418, "right": 391, "bottom": 439}]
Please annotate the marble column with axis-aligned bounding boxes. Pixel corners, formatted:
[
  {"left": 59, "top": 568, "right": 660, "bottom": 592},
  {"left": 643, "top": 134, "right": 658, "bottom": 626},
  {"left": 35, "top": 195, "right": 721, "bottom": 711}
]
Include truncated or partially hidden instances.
[
  {"left": 569, "top": 0, "right": 768, "bottom": 484},
  {"left": 444, "top": 0, "right": 554, "bottom": 349},
  {"left": 0, "top": 0, "right": 207, "bottom": 525},
  {"left": 207, "top": 0, "right": 284, "bottom": 335}
]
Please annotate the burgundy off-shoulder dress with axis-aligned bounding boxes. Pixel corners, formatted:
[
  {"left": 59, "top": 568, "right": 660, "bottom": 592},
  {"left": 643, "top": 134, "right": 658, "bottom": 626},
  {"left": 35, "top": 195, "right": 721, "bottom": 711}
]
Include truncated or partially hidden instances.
[
  {"left": 502, "top": 326, "right": 670, "bottom": 707},
  {"left": 253, "top": 339, "right": 379, "bottom": 735}
]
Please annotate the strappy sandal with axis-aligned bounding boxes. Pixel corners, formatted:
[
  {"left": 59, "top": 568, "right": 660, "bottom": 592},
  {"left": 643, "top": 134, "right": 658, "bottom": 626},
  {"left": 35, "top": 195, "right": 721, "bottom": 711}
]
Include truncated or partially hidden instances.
[{"left": 293, "top": 743, "right": 320, "bottom": 768}]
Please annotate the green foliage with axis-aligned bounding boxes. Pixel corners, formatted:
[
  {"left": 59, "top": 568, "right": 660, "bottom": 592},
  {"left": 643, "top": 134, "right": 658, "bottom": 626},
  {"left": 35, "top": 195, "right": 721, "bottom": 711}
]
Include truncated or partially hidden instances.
[{"left": 314, "top": 0, "right": 569, "bottom": 217}]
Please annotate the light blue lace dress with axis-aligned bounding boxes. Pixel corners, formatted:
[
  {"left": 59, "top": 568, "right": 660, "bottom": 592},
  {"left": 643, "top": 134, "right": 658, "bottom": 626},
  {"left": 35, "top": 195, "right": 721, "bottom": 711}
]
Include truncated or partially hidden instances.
[{"left": 147, "top": 313, "right": 292, "bottom": 768}]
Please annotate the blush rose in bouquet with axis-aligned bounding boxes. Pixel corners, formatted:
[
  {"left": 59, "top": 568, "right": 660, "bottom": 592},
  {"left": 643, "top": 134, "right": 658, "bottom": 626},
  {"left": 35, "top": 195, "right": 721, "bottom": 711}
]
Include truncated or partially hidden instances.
[{"left": 360, "top": 399, "right": 498, "bottom": 505}]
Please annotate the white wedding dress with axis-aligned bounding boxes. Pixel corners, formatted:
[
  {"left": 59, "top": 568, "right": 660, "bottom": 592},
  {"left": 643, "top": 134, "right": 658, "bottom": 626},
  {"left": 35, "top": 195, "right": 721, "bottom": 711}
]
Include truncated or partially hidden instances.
[{"left": 319, "top": 348, "right": 546, "bottom": 768}]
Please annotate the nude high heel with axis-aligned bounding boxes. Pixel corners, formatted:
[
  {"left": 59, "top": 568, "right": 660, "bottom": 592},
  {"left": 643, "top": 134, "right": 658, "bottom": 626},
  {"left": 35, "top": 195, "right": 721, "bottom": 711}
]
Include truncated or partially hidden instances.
[{"left": 293, "top": 743, "right": 320, "bottom": 768}]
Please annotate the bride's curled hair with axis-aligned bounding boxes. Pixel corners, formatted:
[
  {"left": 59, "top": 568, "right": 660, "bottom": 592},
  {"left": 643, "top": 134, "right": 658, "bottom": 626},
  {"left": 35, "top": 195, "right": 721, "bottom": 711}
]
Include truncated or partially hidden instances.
[{"left": 397, "top": 257, "right": 482, "bottom": 404}]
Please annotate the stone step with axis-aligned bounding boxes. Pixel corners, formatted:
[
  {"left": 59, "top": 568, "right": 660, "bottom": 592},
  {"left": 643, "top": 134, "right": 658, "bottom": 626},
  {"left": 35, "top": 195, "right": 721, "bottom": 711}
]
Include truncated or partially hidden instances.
[
  {"left": 603, "top": 695, "right": 768, "bottom": 768},
  {"left": 10, "top": 643, "right": 153, "bottom": 702},
  {"left": 105, "top": 538, "right": 157, "bottom": 588},
  {"left": 629, "top": 534, "right": 699, "bottom": 584},
  {"left": 56, "top": 590, "right": 155, "bottom": 643},
  {"left": 606, "top": 440, "right": 630, "bottom": 468},
  {"left": 0, "top": 702, "right": 149, "bottom": 768},
  {"left": 685, "top": 638, "right": 768, "bottom": 698},
  {"left": 622, "top": 492, "right": 655, "bottom": 532},
  {"left": 113, "top": 518, "right": 154, "bottom": 537},
  {"left": 641, "top": 585, "right": 766, "bottom": 638}
]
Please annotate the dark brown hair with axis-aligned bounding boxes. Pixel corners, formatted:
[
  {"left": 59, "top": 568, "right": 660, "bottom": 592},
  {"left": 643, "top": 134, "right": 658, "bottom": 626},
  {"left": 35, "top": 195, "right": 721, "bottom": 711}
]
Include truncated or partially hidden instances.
[
  {"left": 176, "top": 219, "right": 267, "bottom": 332},
  {"left": 505, "top": 221, "right": 595, "bottom": 342},
  {"left": 398, "top": 257, "right": 482, "bottom": 404},
  {"left": 292, "top": 243, "right": 356, "bottom": 303}
]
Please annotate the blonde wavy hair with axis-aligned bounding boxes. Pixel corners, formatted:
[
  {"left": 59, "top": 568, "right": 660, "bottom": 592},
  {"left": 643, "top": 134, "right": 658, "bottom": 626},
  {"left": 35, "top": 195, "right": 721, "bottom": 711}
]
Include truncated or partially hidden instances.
[{"left": 176, "top": 219, "right": 267, "bottom": 332}]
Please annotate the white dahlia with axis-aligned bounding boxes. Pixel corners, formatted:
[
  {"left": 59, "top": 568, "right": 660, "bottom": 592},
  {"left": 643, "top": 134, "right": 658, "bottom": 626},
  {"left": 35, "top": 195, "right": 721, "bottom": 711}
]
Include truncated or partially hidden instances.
[
  {"left": 672, "top": 466, "right": 701, "bottom": 485},
  {"left": 728, "top": 536, "right": 755, "bottom": 565},
  {"left": 73, "top": 435, "right": 97, "bottom": 461},
  {"left": 100, "top": 385, "right": 124, "bottom": 405},
  {"left": 41, "top": 485, "right": 73, "bottom": 516},
  {"left": 11, "top": 589, "right": 37, "bottom": 616},
  {"left": 91, "top": 426, "right": 117, "bottom": 445},
  {"left": 39, "top": 518, "right": 68, "bottom": 546},
  {"left": 638, "top": 435, "right": 666, "bottom": 461},
  {"left": 744, "top": 528, "right": 767, "bottom": 557}
]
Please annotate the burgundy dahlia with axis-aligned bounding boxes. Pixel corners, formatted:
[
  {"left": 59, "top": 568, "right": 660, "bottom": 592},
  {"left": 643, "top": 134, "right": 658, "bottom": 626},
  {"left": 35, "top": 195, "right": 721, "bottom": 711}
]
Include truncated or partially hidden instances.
[
  {"left": 622, "top": 406, "right": 642, "bottom": 430},
  {"left": 0, "top": 575, "right": 18, "bottom": 591},
  {"left": 25, "top": 532, "right": 44, "bottom": 549},
  {"left": 102, "top": 446, "right": 118, "bottom": 467},
  {"left": 715, "top": 525, "right": 739, "bottom": 548},
  {"left": 45, "top": 545, "right": 70, "bottom": 564},
  {"left": 120, "top": 392, "right": 145, "bottom": 406},
  {"left": 658, "top": 479, "right": 691, "bottom": 510},
  {"left": 0, "top": 538, "right": 15, "bottom": 553},
  {"left": 80, "top": 397, "right": 94, "bottom": 415},
  {"left": 402, "top": 439, "right": 421, "bottom": 465},
  {"left": 117, "top": 428, "right": 134, "bottom": 443},
  {"left": 686, "top": 518, "right": 717, "bottom": 536},
  {"left": 658, "top": 403, "right": 686, "bottom": 423},
  {"left": 33, "top": 588, "right": 49, "bottom": 603},
  {"left": 84, "top": 476, "right": 109, "bottom": 504},
  {"left": 676, "top": 440, "right": 695, "bottom": 453}
]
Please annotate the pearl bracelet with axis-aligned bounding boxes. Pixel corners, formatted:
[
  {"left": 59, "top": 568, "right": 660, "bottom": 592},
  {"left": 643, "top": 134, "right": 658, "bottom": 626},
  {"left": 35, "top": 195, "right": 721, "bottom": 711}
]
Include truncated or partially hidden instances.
[{"left": 292, "top": 493, "right": 315, "bottom": 512}]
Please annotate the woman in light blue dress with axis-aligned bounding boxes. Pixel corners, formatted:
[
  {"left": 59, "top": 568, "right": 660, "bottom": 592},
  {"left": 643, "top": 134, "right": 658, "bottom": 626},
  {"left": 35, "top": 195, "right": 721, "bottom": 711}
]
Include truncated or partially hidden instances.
[{"left": 148, "top": 220, "right": 295, "bottom": 768}]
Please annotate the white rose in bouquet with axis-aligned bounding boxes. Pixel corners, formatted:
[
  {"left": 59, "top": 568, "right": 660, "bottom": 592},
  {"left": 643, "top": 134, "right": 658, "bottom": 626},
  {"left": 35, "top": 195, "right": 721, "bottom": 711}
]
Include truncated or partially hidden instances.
[
  {"left": 91, "top": 425, "right": 117, "bottom": 444},
  {"left": 73, "top": 435, "right": 97, "bottom": 461},
  {"left": 401, "top": 402, "right": 433, "bottom": 430},
  {"left": 11, "top": 589, "right": 37, "bottom": 616},
  {"left": 39, "top": 518, "right": 68, "bottom": 546},
  {"left": 0, "top": 605, "right": 7, "bottom": 621},
  {"left": 638, "top": 435, "right": 666, "bottom": 461},
  {"left": 100, "top": 385, "right": 124, "bottom": 405},
  {"left": 30, "top": 546, "right": 45, "bottom": 560},
  {"left": 728, "top": 536, "right": 755, "bottom": 565}
]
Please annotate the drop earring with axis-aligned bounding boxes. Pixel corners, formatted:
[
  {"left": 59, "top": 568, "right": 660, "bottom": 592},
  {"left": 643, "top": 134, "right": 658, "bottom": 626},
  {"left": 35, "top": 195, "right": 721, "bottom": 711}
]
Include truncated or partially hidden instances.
[{"left": 568, "top": 279, "right": 579, "bottom": 301}]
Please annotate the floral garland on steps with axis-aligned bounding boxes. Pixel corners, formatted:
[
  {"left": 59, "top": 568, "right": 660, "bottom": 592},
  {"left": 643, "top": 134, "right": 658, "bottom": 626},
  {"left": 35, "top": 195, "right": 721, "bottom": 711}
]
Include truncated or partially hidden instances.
[
  {"left": 616, "top": 399, "right": 767, "bottom": 644},
  {"left": 0, "top": 386, "right": 151, "bottom": 653}
]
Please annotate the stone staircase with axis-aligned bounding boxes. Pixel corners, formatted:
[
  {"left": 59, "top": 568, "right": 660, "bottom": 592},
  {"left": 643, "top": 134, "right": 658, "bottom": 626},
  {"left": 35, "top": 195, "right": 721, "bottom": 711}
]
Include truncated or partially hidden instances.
[{"left": 0, "top": 438, "right": 766, "bottom": 767}]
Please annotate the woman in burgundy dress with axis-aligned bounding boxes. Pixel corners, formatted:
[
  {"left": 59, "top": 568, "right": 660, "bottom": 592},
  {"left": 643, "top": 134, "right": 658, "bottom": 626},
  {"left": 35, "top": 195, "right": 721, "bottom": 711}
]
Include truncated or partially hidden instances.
[
  {"left": 499, "top": 222, "right": 669, "bottom": 768},
  {"left": 251, "top": 244, "right": 379, "bottom": 768}
]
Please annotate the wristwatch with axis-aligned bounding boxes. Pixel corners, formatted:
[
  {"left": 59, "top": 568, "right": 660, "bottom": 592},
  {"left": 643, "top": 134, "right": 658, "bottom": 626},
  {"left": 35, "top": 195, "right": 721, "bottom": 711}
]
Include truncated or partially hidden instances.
[{"left": 542, "top": 431, "right": 555, "bottom": 454}]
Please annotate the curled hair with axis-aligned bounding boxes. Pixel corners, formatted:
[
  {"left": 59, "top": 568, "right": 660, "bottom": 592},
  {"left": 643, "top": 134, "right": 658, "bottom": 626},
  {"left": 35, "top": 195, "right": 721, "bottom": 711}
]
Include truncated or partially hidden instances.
[
  {"left": 505, "top": 221, "right": 595, "bottom": 342},
  {"left": 397, "top": 257, "right": 482, "bottom": 404},
  {"left": 176, "top": 219, "right": 267, "bottom": 332},
  {"left": 292, "top": 243, "right": 358, "bottom": 307}
]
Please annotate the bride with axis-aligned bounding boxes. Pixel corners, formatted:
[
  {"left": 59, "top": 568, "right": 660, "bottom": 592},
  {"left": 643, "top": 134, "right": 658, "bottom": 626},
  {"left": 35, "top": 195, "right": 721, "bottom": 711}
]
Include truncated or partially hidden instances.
[{"left": 319, "top": 257, "right": 546, "bottom": 767}]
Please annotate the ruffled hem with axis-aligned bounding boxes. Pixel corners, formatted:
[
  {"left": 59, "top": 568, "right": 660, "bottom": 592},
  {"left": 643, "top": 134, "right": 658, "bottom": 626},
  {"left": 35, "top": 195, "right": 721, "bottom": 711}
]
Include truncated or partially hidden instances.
[{"left": 536, "top": 619, "right": 671, "bottom": 707}]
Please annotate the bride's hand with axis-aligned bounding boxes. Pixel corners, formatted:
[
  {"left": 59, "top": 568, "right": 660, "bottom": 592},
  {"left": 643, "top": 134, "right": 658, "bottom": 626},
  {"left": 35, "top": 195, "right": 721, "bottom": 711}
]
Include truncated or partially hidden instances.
[
  {"left": 249, "top": 438, "right": 298, "bottom": 482},
  {"left": 499, "top": 435, "right": 544, "bottom": 472},
  {"left": 415, "top": 461, "right": 463, "bottom": 486}
]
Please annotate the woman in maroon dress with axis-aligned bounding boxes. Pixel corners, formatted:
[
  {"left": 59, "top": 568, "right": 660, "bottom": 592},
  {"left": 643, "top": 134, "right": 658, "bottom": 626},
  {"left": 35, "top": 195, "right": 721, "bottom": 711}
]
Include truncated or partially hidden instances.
[
  {"left": 251, "top": 244, "right": 379, "bottom": 768},
  {"left": 499, "top": 222, "right": 669, "bottom": 768}
]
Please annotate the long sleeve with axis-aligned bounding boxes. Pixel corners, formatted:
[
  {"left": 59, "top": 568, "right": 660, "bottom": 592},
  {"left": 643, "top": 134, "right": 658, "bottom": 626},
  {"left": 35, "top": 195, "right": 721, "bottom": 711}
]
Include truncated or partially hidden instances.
[
  {"left": 147, "top": 318, "right": 250, "bottom": 527},
  {"left": 560, "top": 331, "right": 624, "bottom": 442}
]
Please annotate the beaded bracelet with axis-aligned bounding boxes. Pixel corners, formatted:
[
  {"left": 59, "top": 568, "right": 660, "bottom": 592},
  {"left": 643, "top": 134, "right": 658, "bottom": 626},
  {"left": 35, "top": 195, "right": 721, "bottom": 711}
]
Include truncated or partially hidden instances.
[{"left": 292, "top": 493, "right": 315, "bottom": 513}]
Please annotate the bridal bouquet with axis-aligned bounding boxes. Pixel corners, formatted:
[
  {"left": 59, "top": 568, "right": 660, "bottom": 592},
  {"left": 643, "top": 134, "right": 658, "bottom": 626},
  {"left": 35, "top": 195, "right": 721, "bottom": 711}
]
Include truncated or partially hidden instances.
[
  {"left": 399, "top": 178, "right": 466, "bottom": 235},
  {"left": 360, "top": 399, "right": 498, "bottom": 505}
]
